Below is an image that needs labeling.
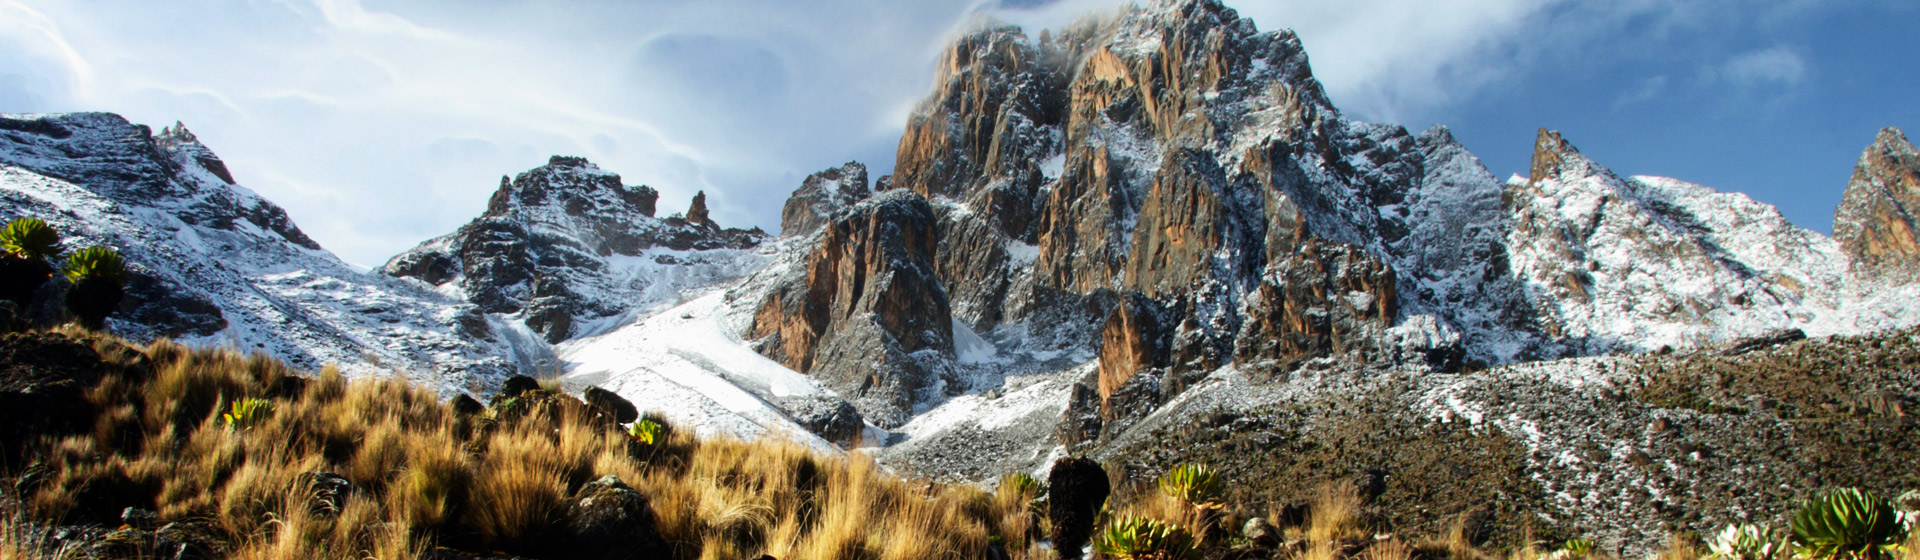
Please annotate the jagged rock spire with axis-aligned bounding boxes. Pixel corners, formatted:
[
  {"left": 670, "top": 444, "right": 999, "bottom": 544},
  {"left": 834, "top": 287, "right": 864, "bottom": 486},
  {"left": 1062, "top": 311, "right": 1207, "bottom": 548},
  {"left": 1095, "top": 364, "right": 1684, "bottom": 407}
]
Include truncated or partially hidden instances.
[{"left": 1835, "top": 127, "right": 1920, "bottom": 281}]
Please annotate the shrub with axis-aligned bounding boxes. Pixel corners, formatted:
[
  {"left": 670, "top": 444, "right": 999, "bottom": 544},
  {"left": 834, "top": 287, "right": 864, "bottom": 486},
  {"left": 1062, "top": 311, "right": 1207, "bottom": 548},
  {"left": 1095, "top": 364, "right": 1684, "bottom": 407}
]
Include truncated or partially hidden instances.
[
  {"left": 0, "top": 217, "right": 60, "bottom": 309},
  {"left": 222, "top": 397, "right": 274, "bottom": 430},
  {"left": 1790, "top": 488, "right": 1907, "bottom": 560},
  {"left": 0, "top": 217, "right": 61, "bottom": 259},
  {"left": 627, "top": 418, "right": 664, "bottom": 446},
  {"left": 1049, "top": 456, "right": 1110, "bottom": 560},
  {"left": 61, "top": 247, "right": 126, "bottom": 329},
  {"left": 1095, "top": 516, "right": 1197, "bottom": 560},
  {"left": 1707, "top": 523, "right": 1784, "bottom": 560},
  {"left": 1560, "top": 539, "right": 1597, "bottom": 558},
  {"left": 1157, "top": 464, "right": 1224, "bottom": 507}
]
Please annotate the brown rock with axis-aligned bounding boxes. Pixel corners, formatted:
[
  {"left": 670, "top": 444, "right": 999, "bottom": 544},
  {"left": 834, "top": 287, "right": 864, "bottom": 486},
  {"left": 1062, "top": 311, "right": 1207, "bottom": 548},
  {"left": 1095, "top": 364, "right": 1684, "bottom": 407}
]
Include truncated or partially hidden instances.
[
  {"left": 1234, "top": 240, "right": 1398, "bottom": 378},
  {"left": 1835, "top": 127, "right": 1920, "bottom": 281},
  {"left": 750, "top": 190, "right": 953, "bottom": 427},
  {"left": 1096, "top": 293, "right": 1174, "bottom": 413},
  {"left": 780, "top": 162, "right": 871, "bottom": 237},
  {"left": 686, "top": 191, "right": 711, "bottom": 227}
]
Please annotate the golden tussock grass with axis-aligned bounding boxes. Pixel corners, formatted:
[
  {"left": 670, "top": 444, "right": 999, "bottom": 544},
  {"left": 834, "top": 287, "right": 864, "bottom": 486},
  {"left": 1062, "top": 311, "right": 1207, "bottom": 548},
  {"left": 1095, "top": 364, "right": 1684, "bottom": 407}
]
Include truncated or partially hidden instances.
[{"left": 0, "top": 330, "right": 1032, "bottom": 559}]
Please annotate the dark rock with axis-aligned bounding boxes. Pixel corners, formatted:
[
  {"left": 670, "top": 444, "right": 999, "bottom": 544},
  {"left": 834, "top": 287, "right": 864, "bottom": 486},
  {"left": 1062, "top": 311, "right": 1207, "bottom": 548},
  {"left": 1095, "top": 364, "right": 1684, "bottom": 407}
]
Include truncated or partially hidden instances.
[
  {"left": 121, "top": 507, "right": 159, "bottom": 530},
  {"left": 1721, "top": 329, "right": 1806, "bottom": 356},
  {"left": 497, "top": 376, "right": 540, "bottom": 400},
  {"left": 780, "top": 396, "right": 866, "bottom": 445},
  {"left": 561, "top": 475, "right": 669, "bottom": 560},
  {"left": 583, "top": 385, "right": 639, "bottom": 425},
  {"left": 450, "top": 394, "right": 486, "bottom": 417},
  {"left": 0, "top": 332, "right": 103, "bottom": 465},
  {"left": 267, "top": 374, "right": 308, "bottom": 399},
  {"left": 297, "top": 472, "right": 354, "bottom": 517},
  {"left": 152, "top": 520, "right": 225, "bottom": 560}
]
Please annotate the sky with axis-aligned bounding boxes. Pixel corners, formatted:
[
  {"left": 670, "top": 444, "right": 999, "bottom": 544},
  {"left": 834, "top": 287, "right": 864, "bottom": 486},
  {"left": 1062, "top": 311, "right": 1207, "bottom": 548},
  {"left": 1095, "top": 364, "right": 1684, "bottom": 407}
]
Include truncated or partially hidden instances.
[{"left": 2, "top": 0, "right": 1915, "bottom": 268}]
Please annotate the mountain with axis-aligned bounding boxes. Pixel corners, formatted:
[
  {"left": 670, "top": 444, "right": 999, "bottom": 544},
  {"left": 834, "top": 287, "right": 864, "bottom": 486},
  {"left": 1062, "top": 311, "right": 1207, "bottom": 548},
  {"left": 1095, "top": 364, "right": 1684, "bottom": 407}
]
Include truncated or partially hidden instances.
[
  {"left": 0, "top": 113, "right": 535, "bottom": 391},
  {"left": 4, "top": 0, "right": 1918, "bottom": 553},
  {"left": 384, "top": 156, "right": 767, "bottom": 344}
]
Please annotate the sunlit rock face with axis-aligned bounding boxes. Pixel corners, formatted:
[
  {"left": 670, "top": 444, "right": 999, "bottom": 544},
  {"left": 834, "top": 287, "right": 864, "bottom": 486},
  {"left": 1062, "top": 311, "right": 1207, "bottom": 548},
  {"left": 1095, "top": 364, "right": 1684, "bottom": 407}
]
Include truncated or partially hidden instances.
[{"left": 1836, "top": 127, "right": 1920, "bottom": 283}]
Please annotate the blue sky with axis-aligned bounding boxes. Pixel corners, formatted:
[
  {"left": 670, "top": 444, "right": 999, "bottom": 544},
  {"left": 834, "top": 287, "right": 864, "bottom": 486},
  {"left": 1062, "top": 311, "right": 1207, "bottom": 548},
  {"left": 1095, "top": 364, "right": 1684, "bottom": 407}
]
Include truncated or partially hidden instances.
[{"left": 1, "top": 0, "right": 1914, "bottom": 267}]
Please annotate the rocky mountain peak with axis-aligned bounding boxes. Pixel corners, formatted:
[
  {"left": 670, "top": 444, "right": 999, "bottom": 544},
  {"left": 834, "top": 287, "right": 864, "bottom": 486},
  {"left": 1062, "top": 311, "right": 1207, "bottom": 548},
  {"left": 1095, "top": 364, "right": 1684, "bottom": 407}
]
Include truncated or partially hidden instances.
[
  {"left": 155, "top": 121, "right": 238, "bottom": 186},
  {"left": 780, "top": 161, "right": 871, "bottom": 237},
  {"left": 686, "top": 191, "right": 711, "bottom": 227},
  {"left": 1834, "top": 126, "right": 1920, "bottom": 281},
  {"left": 388, "top": 155, "right": 765, "bottom": 343},
  {"left": 1527, "top": 128, "right": 1608, "bottom": 187}
]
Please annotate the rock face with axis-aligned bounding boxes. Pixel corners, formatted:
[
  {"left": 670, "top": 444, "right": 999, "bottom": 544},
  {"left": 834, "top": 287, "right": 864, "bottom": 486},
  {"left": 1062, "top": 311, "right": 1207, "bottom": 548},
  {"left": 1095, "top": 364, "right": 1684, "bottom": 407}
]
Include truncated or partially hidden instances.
[
  {"left": 0, "top": 112, "right": 523, "bottom": 386},
  {"left": 1835, "top": 127, "right": 1920, "bottom": 281},
  {"left": 875, "top": 0, "right": 1895, "bottom": 448},
  {"left": 750, "top": 190, "right": 953, "bottom": 427},
  {"left": 779, "top": 161, "right": 871, "bottom": 237},
  {"left": 386, "top": 156, "right": 767, "bottom": 344}
]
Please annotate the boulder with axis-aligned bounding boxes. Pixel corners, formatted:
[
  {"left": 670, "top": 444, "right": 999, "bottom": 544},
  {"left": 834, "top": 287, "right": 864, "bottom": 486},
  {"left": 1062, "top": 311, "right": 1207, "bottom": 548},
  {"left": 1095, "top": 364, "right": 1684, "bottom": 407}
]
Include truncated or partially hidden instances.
[
  {"left": 583, "top": 385, "right": 639, "bottom": 425},
  {"left": 561, "top": 475, "right": 669, "bottom": 560}
]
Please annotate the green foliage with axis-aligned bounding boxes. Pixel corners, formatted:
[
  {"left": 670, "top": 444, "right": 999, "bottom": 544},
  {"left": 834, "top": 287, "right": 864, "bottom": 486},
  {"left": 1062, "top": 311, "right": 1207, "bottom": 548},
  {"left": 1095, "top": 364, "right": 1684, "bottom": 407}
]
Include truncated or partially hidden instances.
[
  {"left": 1095, "top": 516, "right": 1198, "bottom": 560},
  {"left": 1157, "top": 464, "right": 1224, "bottom": 507},
  {"left": 62, "top": 246, "right": 125, "bottom": 283},
  {"left": 0, "top": 217, "right": 61, "bottom": 260},
  {"left": 1001, "top": 472, "right": 1045, "bottom": 498},
  {"left": 1708, "top": 523, "right": 1784, "bottom": 560},
  {"left": 222, "top": 398, "right": 274, "bottom": 431},
  {"left": 1790, "top": 488, "right": 1907, "bottom": 559},
  {"left": 1562, "top": 539, "right": 1597, "bottom": 556},
  {"left": 627, "top": 418, "right": 664, "bottom": 446}
]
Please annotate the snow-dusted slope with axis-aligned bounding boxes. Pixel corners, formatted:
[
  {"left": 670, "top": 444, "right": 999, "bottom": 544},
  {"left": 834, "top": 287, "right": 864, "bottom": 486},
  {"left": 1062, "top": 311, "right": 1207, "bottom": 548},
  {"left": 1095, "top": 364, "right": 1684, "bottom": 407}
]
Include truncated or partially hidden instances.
[{"left": 0, "top": 112, "right": 532, "bottom": 391}]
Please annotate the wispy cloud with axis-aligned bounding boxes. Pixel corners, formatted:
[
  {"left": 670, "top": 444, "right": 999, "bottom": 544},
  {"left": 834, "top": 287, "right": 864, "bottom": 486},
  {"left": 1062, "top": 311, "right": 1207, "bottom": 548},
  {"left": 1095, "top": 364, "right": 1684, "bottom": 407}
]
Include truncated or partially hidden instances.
[
  {"left": 1613, "top": 75, "right": 1670, "bottom": 110},
  {"left": 1714, "top": 45, "right": 1808, "bottom": 88}
]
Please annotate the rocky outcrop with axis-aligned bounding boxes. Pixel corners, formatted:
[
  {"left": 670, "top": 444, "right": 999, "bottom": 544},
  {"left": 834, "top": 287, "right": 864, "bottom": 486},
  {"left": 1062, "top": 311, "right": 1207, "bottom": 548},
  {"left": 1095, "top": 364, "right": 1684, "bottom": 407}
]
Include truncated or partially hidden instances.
[
  {"left": 1234, "top": 240, "right": 1398, "bottom": 377},
  {"left": 1095, "top": 293, "right": 1175, "bottom": 413},
  {"left": 562, "top": 475, "right": 669, "bottom": 560},
  {"left": 387, "top": 156, "right": 766, "bottom": 343},
  {"left": 750, "top": 190, "right": 954, "bottom": 427},
  {"left": 780, "top": 161, "right": 871, "bottom": 237},
  {"left": 1835, "top": 127, "right": 1920, "bottom": 282}
]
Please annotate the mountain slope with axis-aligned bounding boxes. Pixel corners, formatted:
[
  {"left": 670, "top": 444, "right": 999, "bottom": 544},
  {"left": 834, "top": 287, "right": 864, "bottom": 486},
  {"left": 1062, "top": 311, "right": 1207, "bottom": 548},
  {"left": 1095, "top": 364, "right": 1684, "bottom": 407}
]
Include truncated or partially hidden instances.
[{"left": 0, "top": 112, "right": 532, "bottom": 390}]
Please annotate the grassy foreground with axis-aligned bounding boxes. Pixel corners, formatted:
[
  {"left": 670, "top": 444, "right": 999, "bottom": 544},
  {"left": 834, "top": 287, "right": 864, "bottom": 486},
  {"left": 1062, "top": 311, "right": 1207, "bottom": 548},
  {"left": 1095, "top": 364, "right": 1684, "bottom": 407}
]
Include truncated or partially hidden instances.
[
  {"left": 1, "top": 327, "right": 1916, "bottom": 560},
  {"left": 0, "top": 329, "right": 1027, "bottom": 559}
]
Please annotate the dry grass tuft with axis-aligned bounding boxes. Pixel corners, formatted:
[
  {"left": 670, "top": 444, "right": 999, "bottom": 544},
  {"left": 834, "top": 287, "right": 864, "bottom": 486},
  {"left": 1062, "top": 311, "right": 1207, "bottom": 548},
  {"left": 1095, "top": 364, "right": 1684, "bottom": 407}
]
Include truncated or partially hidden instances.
[{"left": 2, "top": 330, "right": 1034, "bottom": 559}]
